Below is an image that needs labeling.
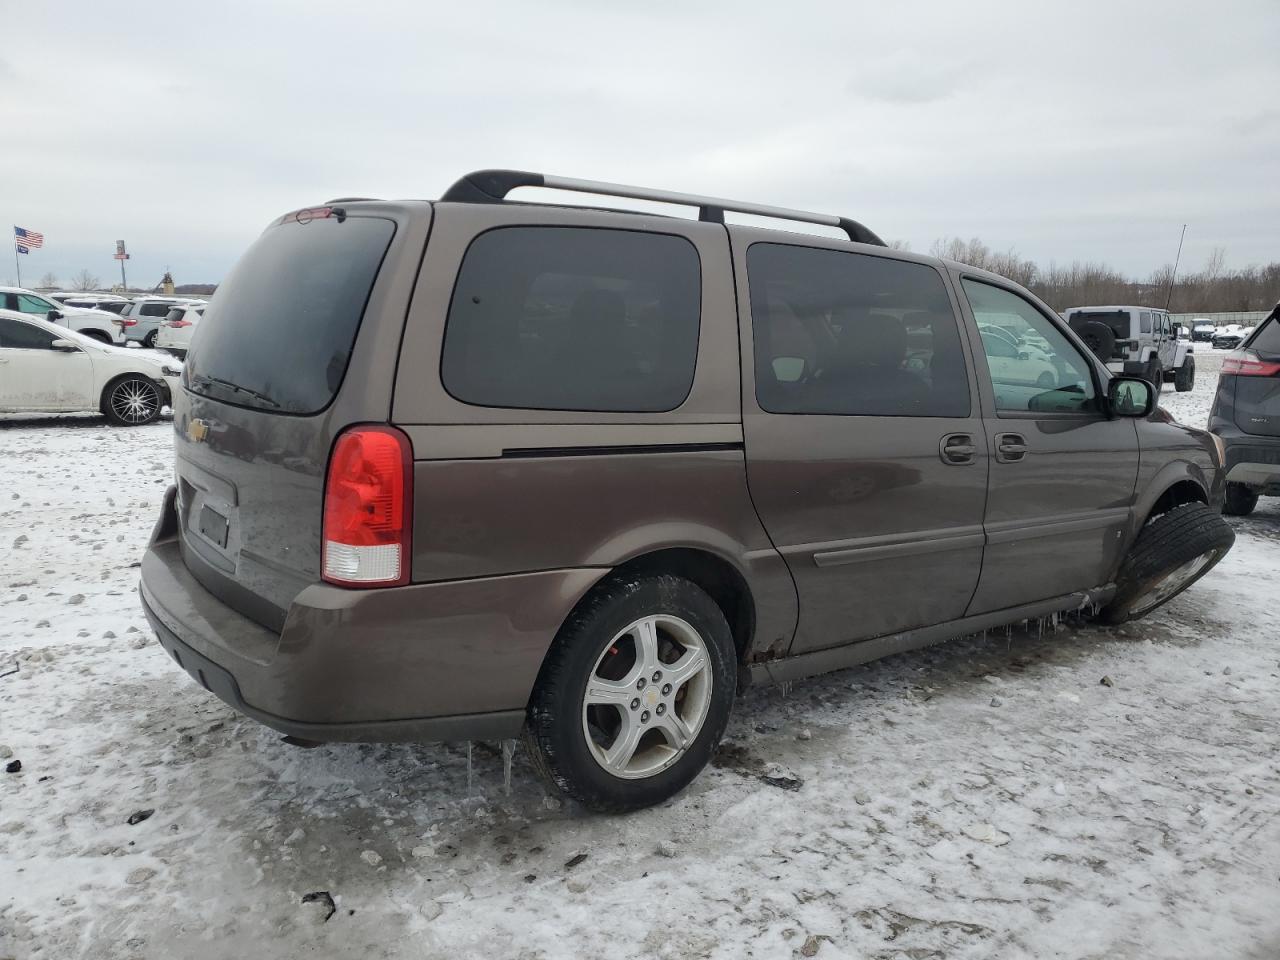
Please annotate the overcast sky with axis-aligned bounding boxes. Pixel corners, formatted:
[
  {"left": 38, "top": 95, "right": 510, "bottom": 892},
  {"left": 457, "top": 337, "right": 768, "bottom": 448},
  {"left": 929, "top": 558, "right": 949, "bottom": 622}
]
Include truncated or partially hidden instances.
[{"left": 3, "top": 0, "right": 1277, "bottom": 289}]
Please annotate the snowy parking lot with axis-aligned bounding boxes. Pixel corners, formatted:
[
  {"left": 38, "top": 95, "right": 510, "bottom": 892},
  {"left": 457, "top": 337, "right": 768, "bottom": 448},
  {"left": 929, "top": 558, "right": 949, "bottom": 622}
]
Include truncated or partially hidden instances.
[{"left": 2, "top": 349, "right": 1278, "bottom": 960}]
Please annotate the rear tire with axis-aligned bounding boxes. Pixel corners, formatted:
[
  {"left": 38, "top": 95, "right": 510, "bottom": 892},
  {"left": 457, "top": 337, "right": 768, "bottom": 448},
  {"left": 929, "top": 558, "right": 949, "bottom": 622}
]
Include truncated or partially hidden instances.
[
  {"left": 1174, "top": 357, "right": 1195, "bottom": 392},
  {"left": 1223, "top": 483, "right": 1259, "bottom": 517},
  {"left": 142, "top": 330, "right": 158, "bottom": 349},
  {"left": 1099, "top": 502, "right": 1234, "bottom": 625},
  {"left": 524, "top": 575, "right": 736, "bottom": 813},
  {"left": 103, "top": 375, "right": 162, "bottom": 426},
  {"left": 1146, "top": 360, "right": 1163, "bottom": 395}
]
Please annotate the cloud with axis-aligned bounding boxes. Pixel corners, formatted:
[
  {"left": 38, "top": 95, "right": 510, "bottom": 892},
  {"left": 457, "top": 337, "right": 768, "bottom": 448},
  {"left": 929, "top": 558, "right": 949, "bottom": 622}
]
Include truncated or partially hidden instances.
[{"left": 1, "top": 0, "right": 1277, "bottom": 285}]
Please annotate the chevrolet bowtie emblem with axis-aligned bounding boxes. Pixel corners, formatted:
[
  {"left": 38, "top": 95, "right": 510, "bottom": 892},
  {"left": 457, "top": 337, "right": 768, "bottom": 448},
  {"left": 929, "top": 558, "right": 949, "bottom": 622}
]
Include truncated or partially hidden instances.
[{"left": 187, "top": 418, "right": 210, "bottom": 443}]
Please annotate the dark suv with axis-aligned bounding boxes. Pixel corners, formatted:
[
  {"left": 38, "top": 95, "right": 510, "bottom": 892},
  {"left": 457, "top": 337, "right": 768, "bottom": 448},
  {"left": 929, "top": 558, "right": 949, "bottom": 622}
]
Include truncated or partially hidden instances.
[
  {"left": 139, "top": 170, "right": 1234, "bottom": 812},
  {"left": 1210, "top": 303, "right": 1280, "bottom": 515}
]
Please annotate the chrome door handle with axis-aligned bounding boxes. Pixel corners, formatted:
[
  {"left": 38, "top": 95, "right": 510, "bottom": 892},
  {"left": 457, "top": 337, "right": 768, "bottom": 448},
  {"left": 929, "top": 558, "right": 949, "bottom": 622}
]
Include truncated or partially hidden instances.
[
  {"left": 939, "top": 433, "right": 976, "bottom": 465},
  {"left": 994, "top": 432, "right": 1028, "bottom": 463}
]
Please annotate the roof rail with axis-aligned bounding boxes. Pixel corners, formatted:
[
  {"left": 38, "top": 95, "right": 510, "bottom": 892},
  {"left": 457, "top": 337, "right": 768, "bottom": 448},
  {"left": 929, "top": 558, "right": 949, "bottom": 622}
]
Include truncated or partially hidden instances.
[{"left": 440, "top": 169, "right": 885, "bottom": 246}]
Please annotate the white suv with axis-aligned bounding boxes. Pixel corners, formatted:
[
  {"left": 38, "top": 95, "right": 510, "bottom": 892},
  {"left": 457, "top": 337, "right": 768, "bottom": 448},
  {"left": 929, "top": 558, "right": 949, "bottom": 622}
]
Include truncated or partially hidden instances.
[
  {"left": 1063, "top": 305, "right": 1195, "bottom": 393},
  {"left": 153, "top": 303, "right": 204, "bottom": 358},
  {"left": 0, "top": 286, "right": 123, "bottom": 344}
]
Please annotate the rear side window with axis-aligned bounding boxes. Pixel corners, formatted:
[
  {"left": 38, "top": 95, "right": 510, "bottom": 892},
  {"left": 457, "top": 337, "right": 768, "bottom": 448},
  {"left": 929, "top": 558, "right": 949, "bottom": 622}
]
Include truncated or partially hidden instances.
[
  {"left": 1140, "top": 312, "right": 1152, "bottom": 334},
  {"left": 746, "top": 243, "right": 970, "bottom": 417},
  {"left": 441, "top": 227, "right": 701, "bottom": 412},
  {"left": 187, "top": 215, "right": 395, "bottom": 414},
  {"left": 142, "top": 302, "right": 173, "bottom": 317}
]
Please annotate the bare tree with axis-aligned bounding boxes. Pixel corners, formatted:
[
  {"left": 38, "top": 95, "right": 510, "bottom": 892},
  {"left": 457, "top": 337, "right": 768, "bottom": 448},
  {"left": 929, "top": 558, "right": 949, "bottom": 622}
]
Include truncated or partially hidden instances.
[
  {"left": 38, "top": 272, "right": 59, "bottom": 289},
  {"left": 71, "top": 269, "right": 100, "bottom": 292}
]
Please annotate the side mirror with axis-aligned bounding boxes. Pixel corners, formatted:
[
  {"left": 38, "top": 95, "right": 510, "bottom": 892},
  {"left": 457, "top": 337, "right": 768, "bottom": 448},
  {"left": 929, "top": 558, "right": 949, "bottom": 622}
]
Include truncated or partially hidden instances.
[
  {"left": 1108, "top": 376, "right": 1155, "bottom": 418},
  {"left": 1018, "top": 351, "right": 1029, "bottom": 360},
  {"left": 50, "top": 339, "right": 79, "bottom": 352},
  {"left": 46, "top": 309, "right": 64, "bottom": 322}
]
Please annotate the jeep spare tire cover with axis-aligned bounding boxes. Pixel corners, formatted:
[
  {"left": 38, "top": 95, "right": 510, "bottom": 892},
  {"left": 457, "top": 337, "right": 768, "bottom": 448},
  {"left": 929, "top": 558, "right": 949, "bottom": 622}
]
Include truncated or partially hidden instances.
[{"left": 1075, "top": 321, "right": 1116, "bottom": 360}]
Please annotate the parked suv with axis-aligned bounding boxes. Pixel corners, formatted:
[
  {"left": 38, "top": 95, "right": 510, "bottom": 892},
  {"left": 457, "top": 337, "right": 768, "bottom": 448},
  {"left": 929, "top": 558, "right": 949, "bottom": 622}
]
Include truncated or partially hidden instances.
[
  {"left": 154, "top": 303, "right": 205, "bottom": 359},
  {"left": 140, "top": 170, "right": 1234, "bottom": 812},
  {"left": 1064, "top": 305, "right": 1195, "bottom": 392},
  {"left": 0, "top": 286, "right": 122, "bottom": 343},
  {"left": 1210, "top": 303, "right": 1280, "bottom": 515},
  {"left": 118, "top": 297, "right": 202, "bottom": 348}
]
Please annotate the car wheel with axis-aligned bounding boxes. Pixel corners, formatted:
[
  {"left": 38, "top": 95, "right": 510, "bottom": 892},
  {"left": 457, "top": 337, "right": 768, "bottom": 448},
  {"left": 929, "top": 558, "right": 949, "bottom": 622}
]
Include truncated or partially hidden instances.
[
  {"left": 1036, "top": 371, "right": 1057, "bottom": 389},
  {"left": 525, "top": 575, "right": 736, "bottom": 813},
  {"left": 81, "top": 330, "right": 111, "bottom": 344},
  {"left": 1099, "top": 502, "right": 1234, "bottom": 625},
  {"left": 103, "top": 376, "right": 162, "bottom": 426},
  {"left": 1144, "top": 360, "right": 1163, "bottom": 394},
  {"left": 1223, "top": 482, "right": 1259, "bottom": 517},
  {"left": 1174, "top": 357, "right": 1195, "bottom": 392},
  {"left": 142, "top": 330, "right": 158, "bottom": 349}
]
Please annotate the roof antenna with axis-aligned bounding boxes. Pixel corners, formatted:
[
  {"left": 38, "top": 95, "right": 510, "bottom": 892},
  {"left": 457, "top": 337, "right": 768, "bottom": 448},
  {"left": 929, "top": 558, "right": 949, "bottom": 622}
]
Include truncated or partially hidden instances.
[{"left": 1164, "top": 224, "right": 1187, "bottom": 311}]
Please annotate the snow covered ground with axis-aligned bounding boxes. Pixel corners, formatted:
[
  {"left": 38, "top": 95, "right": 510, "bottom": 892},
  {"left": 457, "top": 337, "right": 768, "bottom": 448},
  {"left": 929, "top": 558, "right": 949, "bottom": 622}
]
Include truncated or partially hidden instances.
[{"left": 3, "top": 347, "right": 1279, "bottom": 960}]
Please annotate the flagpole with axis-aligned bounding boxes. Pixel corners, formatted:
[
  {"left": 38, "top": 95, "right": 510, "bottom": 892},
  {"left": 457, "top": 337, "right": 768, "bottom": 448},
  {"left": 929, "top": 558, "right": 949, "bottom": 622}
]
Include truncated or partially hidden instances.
[{"left": 13, "top": 229, "right": 21, "bottom": 288}]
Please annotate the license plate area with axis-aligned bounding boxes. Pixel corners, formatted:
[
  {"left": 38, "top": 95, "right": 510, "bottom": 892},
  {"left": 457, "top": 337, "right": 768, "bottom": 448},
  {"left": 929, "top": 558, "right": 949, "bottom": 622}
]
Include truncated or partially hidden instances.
[{"left": 199, "top": 505, "right": 229, "bottom": 548}]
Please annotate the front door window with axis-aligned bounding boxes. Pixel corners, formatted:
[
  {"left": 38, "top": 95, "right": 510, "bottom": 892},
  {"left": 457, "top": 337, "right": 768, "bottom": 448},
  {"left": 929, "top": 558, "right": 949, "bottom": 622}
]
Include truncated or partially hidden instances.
[{"left": 962, "top": 280, "right": 1097, "bottom": 414}]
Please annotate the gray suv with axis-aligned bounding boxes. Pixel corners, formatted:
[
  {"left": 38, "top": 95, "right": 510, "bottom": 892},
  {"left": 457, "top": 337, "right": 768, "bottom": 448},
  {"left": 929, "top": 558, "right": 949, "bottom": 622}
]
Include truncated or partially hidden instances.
[
  {"left": 1210, "top": 303, "right": 1280, "bottom": 515},
  {"left": 140, "top": 170, "right": 1234, "bottom": 811}
]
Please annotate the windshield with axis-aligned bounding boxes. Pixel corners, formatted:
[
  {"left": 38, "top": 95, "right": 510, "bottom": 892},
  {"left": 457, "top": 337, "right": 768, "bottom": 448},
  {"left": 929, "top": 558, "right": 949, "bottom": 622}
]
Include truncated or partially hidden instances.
[{"left": 185, "top": 214, "right": 395, "bottom": 414}]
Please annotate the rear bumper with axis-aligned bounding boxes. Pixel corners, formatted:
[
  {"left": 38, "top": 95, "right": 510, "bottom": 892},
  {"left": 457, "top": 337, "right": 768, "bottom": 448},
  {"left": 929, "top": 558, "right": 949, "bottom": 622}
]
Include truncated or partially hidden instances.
[
  {"left": 1210, "top": 424, "right": 1280, "bottom": 493},
  {"left": 140, "top": 487, "right": 603, "bottom": 742}
]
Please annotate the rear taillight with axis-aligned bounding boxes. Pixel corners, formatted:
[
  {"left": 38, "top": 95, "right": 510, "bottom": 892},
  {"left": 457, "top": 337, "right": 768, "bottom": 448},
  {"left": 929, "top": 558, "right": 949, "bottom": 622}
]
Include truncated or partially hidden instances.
[
  {"left": 1221, "top": 350, "right": 1280, "bottom": 377},
  {"left": 168, "top": 319, "right": 192, "bottom": 328},
  {"left": 322, "top": 425, "right": 413, "bottom": 587},
  {"left": 120, "top": 318, "right": 137, "bottom": 327}
]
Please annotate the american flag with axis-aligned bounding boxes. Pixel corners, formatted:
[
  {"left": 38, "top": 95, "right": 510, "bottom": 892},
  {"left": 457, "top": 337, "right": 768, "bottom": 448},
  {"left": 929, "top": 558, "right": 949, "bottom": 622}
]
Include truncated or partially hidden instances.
[{"left": 15, "top": 227, "right": 44, "bottom": 252}]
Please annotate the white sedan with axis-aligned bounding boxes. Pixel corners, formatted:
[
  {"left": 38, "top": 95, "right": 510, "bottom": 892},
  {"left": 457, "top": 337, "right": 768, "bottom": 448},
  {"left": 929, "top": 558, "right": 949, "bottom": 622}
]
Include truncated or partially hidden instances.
[{"left": 0, "top": 309, "right": 182, "bottom": 425}]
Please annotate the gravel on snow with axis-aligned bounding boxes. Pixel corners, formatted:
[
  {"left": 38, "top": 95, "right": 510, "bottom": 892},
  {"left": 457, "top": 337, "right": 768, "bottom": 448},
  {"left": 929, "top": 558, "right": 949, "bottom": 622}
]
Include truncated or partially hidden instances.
[{"left": 2, "top": 356, "right": 1279, "bottom": 960}]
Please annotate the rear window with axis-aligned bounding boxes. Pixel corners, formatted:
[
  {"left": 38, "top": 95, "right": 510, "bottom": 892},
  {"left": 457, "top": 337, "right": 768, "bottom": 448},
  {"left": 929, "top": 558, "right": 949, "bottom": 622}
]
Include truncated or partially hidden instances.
[
  {"left": 1250, "top": 317, "right": 1280, "bottom": 355},
  {"left": 186, "top": 215, "right": 395, "bottom": 414},
  {"left": 441, "top": 226, "right": 701, "bottom": 412}
]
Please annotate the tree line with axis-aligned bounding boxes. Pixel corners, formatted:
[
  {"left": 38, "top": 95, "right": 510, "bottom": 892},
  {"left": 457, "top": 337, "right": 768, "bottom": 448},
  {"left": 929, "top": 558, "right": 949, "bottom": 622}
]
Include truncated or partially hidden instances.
[{"left": 924, "top": 238, "right": 1279, "bottom": 314}]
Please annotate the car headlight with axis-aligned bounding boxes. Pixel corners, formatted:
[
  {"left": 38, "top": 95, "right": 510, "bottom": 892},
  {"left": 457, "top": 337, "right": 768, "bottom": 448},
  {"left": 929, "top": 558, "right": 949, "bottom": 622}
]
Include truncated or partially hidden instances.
[{"left": 161, "top": 365, "right": 181, "bottom": 377}]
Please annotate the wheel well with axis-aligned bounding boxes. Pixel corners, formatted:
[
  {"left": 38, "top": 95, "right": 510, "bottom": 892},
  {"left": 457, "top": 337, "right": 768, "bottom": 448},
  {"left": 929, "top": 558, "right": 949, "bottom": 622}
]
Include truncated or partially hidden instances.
[
  {"left": 80, "top": 329, "right": 111, "bottom": 343},
  {"left": 600, "top": 549, "right": 756, "bottom": 664},
  {"left": 1147, "top": 480, "right": 1207, "bottom": 523}
]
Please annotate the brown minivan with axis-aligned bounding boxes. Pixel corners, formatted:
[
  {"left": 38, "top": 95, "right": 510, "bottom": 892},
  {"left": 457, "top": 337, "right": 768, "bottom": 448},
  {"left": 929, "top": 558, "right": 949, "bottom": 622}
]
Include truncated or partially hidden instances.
[{"left": 140, "top": 170, "right": 1234, "bottom": 811}]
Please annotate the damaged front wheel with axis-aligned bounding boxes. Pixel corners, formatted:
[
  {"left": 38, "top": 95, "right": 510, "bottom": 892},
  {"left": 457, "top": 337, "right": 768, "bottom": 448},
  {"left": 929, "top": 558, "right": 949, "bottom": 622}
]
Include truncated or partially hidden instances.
[{"left": 1099, "top": 502, "right": 1234, "bottom": 625}]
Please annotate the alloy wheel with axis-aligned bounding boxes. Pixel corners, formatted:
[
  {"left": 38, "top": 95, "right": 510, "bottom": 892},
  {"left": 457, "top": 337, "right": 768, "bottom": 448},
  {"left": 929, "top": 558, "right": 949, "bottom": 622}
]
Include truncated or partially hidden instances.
[
  {"left": 1130, "top": 549, "right": 1221, "bottom": 615},
  {"left": 581, "top": 615, "right": 713, "bottom": 780},
  {"left": 110, "top": 379, "right": 160, "bottom": 424}
]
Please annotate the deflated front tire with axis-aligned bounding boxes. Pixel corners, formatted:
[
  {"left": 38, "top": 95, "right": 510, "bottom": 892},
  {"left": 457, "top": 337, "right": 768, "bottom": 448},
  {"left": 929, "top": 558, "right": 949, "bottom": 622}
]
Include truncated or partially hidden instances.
[{"left": 1100, "top": 502, "right": 1235, "bottom": 624}]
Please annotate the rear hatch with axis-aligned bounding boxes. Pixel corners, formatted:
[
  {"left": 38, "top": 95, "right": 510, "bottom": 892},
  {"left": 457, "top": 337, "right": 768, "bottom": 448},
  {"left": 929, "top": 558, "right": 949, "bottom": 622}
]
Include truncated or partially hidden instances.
[
  {"left": 173, "top": 203, "right": 424, "bottom": 631},
  {"left": 1067, "top": 309, "right": 1132, "bottom": 359},
  {"left": 1230, "top": 313, "right": 1280, "bottom": 438}
]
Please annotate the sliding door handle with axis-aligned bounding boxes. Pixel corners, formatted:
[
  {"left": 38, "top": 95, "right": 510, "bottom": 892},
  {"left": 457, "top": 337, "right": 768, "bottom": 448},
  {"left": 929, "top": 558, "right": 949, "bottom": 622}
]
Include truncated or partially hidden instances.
[{"left": 939, "top": 433, "right": 976, "bottom": 465}]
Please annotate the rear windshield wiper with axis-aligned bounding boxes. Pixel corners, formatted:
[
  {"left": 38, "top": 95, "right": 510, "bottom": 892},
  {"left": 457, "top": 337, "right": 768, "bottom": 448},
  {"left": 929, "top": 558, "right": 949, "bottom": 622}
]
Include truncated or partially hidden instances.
[{"left": 189, "top": 373, "right": 280, "bottom": 409}]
